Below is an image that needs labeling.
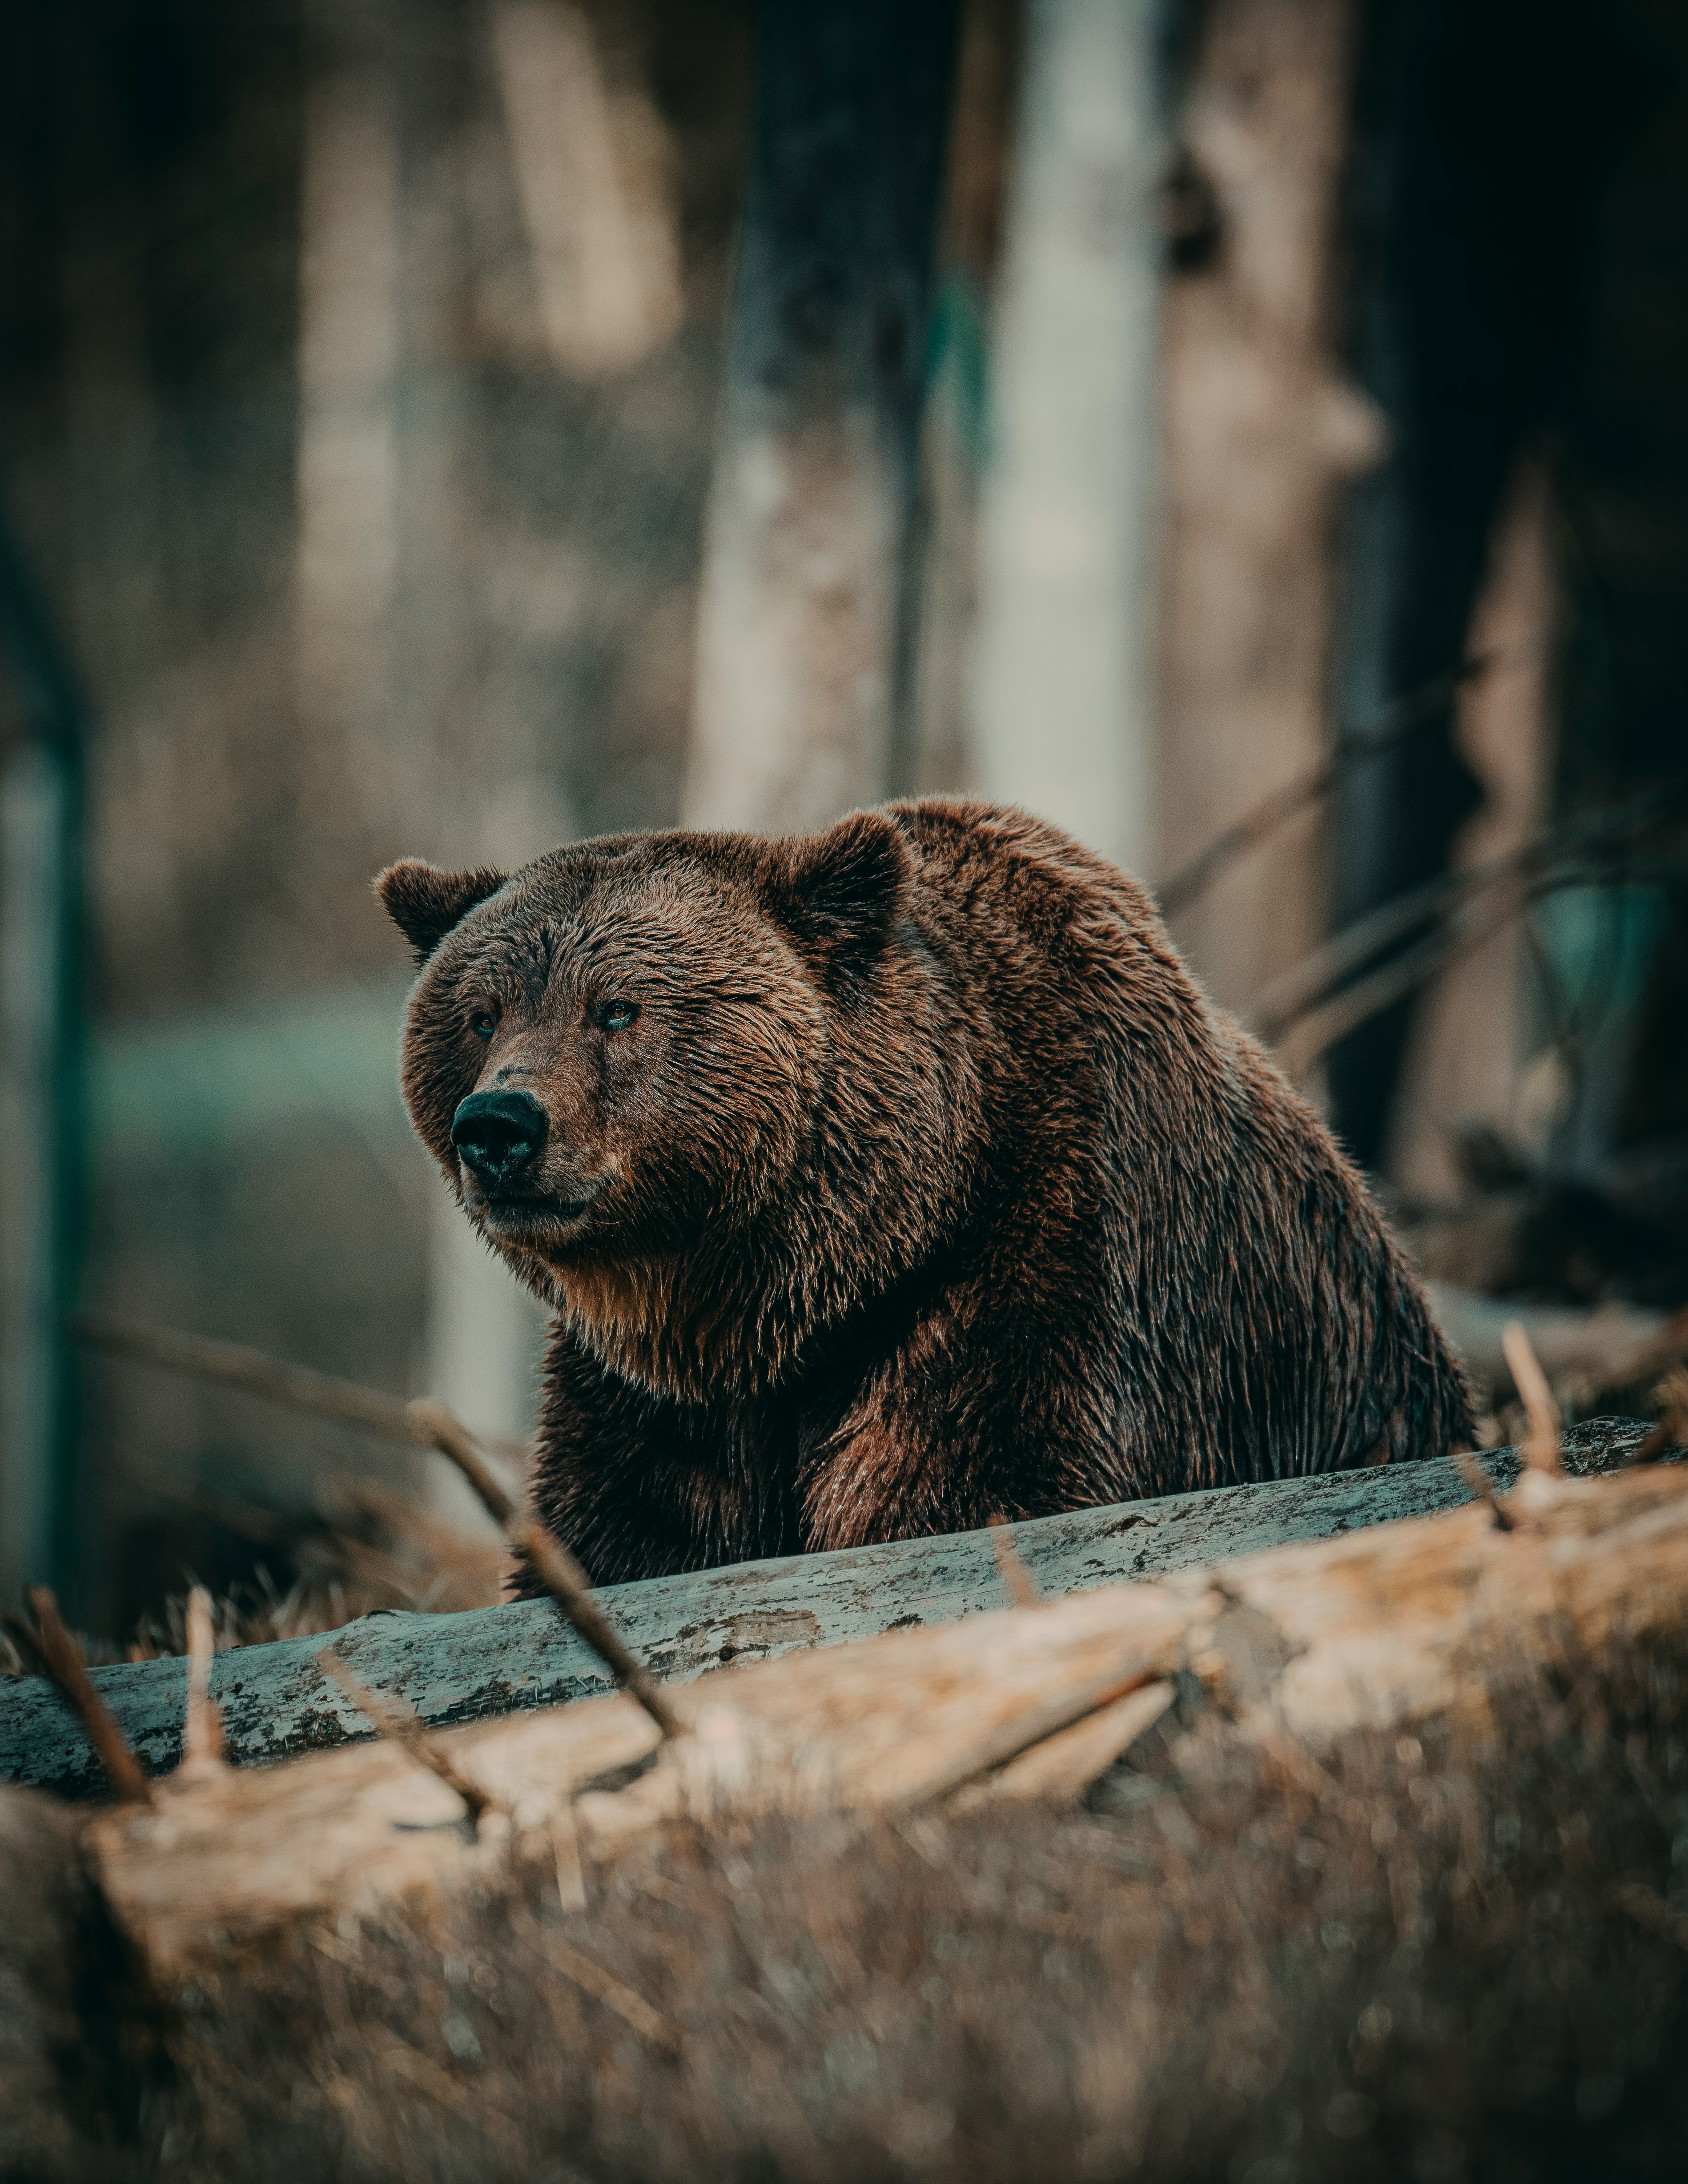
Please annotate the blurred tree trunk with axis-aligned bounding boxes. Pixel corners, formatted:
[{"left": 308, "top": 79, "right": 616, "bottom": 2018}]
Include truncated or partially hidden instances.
[
  {"left": 1386, "top": 457, "right": 1553, "bottom": 1202},
  {"left": 684, "top": 0, "right": 960, "bottom": 834},
  {"left": 1324, "top": 0, "right": 1643, "bottom": 1174},
  {"left": 1155, "top": 0, "right": 1380, "bottom": 1014},
  {"left": 0, "top": 510, "right": 87, "bottom": 1613},
  {"left": 294, "top": 3, "right": 400, "bottom": 833},
  {"left": 966, "top": 0, "right": 1166, "bottom": 881}
]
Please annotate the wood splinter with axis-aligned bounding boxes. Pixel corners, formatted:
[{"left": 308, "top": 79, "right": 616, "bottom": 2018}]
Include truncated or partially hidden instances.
[
  {"left": 316, "top": 1647, "right": 498, "bottom": 1830},
  {"left": 1454, "top": 1451, "right": 1518, "bottom": 1534},
  {"left": 516, "top": 1522, "right": 682, "bottom": 1741},
  {"left": 23, "top": 1587, "right": 154, "bottom": 1804},
  {"left": 987, "top": 1515, "right": 1040, "bottom": 1609},
  {"left": 1502, "top": 1318, "right": 1563, "bottom": 1474},
  {"left": 402, "top": 1393, "right": 681, "bottom": 1745},
  {"left": 179, "top": 1585, "right": 226, "bottom": 1781},
  {"left": 908, "top": 1662, "right": 1163, "bottom": 1806}
]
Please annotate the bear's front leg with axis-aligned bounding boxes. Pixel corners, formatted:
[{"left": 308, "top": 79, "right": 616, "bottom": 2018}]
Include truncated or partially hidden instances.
[
  {"left": 521, "top": 1327, "right": 797, "bottom": 1588},
  {"left": 795, "top": 1272, "right": 1131, "bottom": 1552}
]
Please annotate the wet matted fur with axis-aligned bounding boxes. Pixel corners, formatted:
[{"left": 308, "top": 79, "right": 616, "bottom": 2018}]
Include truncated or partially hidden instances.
[{"left": 379, "top": 800, "right": 1471, "bottom": 1583}]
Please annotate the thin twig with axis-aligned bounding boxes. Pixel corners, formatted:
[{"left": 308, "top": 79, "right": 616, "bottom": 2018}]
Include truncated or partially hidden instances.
[
  {"left": 180, "top": 1585, "right": 226, "bottom": 1779},
  {"left": 74, "top": 1313, "right": 529, "bottom": 1475},
  {"left": 1631, "top": 1366, "right": 1688, "bottom": 1467},
  {"left": 1502, "top": 1320, "right": 1563, "bottom": 1474},
  {"left": 1454, "top": 1451, "right": 1518, "bottom": 1533},
  {"left": 551, "top": 1807, "right": 589, "bottom": 1914},
  {"left": 515, "top": 1522, "right": 682, "bottom": 1739},
  {"left": 1247, "top": 774, "right": 1688, "bottom": 1048},
  {"left": 316, "top": 1647, "right": 496, "bottom": 1828},
  {"left": 407, "top": 1397, "right": 518, "bottom": 1526},
  {"left": 1268, "top": 873, "right": 1533, "bottom": 1067},
  {"left": 24, "top": 1587, "right": 154, "bottom": 1803},
  {"left": 1155, "top": 645, "right": 1515, "bottom": 918},
  {"left": 987, "top": 1515, "right": 1039, "bottom": 1608},
  {"left": 509, "top": 1903, "right": 682, "bottom": 2050},
  {"left": 81, "top": 1315, "right": 681, "bottom": 1746}
]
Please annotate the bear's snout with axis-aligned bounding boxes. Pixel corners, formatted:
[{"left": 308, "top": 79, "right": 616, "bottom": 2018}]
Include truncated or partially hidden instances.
[{"left": 451, "top": 1089, "right": 549, "bottom": 1188}]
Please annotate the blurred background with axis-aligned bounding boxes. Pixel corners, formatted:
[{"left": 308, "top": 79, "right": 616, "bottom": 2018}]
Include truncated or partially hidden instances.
[{"left": 2, "top": 0, "right": 1685, "bottom": 1642}]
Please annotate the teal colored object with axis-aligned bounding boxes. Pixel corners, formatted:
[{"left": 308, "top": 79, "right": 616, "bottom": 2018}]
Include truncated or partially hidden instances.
[
  {"left": 925, "top": 271, "right": 992, "bottom": 470},
  {"left": 91, "top": 983, "right": 413, "bottom": 1161},
  {"left": 1531, "top": 883, "right": 1669, "bottom": 1028}
]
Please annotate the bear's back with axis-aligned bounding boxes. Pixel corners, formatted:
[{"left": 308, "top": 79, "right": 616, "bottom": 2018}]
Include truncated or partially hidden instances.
[{"left": 881, "top": 795, "right": 1471, "bottom": 1492}]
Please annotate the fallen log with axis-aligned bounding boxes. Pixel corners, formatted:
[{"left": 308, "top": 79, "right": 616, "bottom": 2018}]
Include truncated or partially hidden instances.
[
  {"left": 1, "top": 1416, "right": 1661, "bottom": 1796},
  {"left": 80, "top": 1447, "right": 1688, "bottom": 1973},
  {"left": 1427, "top": 1281, "right": 1688, "bottom": 1402}
]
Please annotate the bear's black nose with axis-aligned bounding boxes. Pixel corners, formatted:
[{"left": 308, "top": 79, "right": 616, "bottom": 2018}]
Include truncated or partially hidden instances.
[{"left": 451, "top": 1089, "right": 548, "bottom": 1186}]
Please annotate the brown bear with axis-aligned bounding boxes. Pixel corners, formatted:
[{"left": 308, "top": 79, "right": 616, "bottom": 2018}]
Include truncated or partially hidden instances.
[{"left": 378, "top": 798, "right": 1471, "bottom": 1586}]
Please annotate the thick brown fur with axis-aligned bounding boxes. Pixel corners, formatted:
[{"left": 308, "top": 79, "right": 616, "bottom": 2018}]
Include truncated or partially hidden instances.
[{"left": 378, "top": 799, "right": 1471, "bottom": 1586}]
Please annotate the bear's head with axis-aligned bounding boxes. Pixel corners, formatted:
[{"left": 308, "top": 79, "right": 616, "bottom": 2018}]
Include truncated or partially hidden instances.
[{"left": 377, "top": 811, "right": 928, "bottom": 1323}]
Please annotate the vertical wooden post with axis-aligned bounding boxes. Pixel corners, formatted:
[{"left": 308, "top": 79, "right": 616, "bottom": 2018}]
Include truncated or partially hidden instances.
[
  {"left": 0, "top": 507, "right": 88, "bottom": 1612},
  {"left": 685, "top": 0, "right": 961, "bottom": 835}
]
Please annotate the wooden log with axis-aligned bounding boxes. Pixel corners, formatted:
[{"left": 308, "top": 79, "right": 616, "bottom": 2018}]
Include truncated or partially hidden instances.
[
  {"left": 0, "top": 1417, "right": 1661, "bottom": 1798},
  {"left": 1427, "top": 1281, "right": 1688, "bottom": 1404},
  {"left": 84, "top": 1449, "right": 1688, "bottom": 1974}
]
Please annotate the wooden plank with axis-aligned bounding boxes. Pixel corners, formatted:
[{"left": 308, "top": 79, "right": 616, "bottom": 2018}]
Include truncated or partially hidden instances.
[{"left": 0, "top": 1416, "right": 1659, "bottom": 1797}]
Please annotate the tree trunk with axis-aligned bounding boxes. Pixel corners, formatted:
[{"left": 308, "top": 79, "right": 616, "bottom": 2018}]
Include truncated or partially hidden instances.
[
  {"left": 966, "top": 0, "right": 1164, "bottom": 880},
  {"left": 0, "top": 513, "right": 88, "bottom": 1612},
  {"left": 1155, "top": 0, "right": 1379, "bottom": 1019},
  {"left": 684, "top": 0, "right": 960, "bottom": 835}
]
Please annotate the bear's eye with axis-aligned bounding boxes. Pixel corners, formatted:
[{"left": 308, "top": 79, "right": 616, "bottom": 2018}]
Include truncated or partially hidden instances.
[
  {"left": 595, "top": 998, "right": 639, "bottom": 1033},
  {"left": 469, "top": 1008, "right": 497, "bottom": 1043}
]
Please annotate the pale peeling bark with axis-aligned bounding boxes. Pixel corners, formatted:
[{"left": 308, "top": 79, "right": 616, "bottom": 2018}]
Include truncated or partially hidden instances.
[{"left": 688, "top": 408, "right": 907, "bottom": 831}]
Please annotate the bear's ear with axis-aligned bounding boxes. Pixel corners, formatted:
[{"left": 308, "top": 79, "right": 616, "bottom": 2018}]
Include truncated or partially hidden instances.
[
  {"left": 374, "top": 860, "right": 507, "bottom": 965},
  {"left": 762, "top": 811, "right": 912, "bottom": 978}
]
